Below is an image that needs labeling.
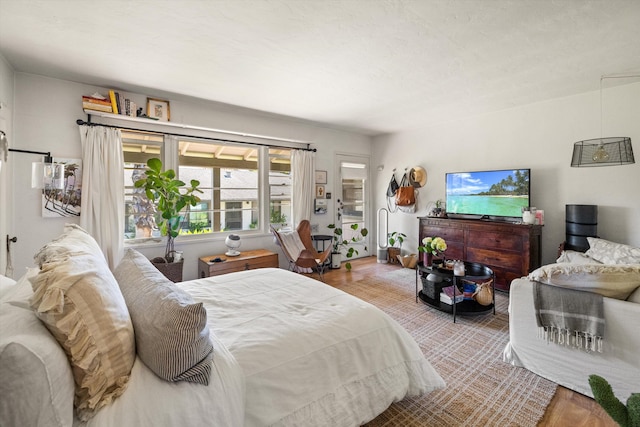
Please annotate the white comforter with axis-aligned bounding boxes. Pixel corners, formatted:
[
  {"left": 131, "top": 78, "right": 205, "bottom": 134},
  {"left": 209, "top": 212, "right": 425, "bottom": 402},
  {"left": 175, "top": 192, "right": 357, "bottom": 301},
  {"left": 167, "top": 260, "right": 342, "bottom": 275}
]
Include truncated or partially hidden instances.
[{"left": 84, "top": 268, "right": 444, "bottom": 426}]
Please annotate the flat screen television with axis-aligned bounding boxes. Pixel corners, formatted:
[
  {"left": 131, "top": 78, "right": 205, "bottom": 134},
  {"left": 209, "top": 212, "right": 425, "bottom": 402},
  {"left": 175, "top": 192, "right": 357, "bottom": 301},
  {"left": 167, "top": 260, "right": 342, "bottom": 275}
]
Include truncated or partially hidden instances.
[{"left": 445, "top": 168, "right": 530, "bottom": 220}]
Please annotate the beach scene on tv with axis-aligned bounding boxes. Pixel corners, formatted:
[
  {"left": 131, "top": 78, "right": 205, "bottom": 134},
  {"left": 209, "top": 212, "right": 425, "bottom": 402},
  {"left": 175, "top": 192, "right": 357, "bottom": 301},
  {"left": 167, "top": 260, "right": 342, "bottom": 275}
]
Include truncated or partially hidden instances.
[{"left": 446, "top": 169, "right": 530, "bottom": 218}]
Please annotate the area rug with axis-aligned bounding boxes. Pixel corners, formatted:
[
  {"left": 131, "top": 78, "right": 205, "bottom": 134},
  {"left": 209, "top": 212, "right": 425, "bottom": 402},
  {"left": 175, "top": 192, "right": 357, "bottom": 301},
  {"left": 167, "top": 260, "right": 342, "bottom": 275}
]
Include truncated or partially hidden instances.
[{"left": 335, "top": 268, "right": 557, "bottom": 427}]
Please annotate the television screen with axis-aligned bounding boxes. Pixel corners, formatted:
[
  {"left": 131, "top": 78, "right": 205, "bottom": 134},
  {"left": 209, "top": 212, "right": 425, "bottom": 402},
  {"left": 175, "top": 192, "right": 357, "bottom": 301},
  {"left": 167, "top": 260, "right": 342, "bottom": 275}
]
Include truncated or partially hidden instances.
[{"left": 445, "top": 169, "right": 530, "bottom": 218}]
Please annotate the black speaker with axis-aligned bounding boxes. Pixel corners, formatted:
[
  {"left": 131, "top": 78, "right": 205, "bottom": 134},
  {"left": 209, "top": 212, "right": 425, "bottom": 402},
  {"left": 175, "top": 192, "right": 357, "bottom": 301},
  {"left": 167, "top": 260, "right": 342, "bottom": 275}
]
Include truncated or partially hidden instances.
[{"left": 565, "top": 205, "right": 597, "bottom": 252}]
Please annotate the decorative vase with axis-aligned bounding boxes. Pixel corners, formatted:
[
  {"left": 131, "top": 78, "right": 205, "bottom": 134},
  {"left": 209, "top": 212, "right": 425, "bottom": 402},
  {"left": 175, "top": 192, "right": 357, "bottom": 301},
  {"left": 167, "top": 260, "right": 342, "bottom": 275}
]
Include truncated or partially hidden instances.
[{"left": 423, "top": 252, "right": 433, "bottom": 266}]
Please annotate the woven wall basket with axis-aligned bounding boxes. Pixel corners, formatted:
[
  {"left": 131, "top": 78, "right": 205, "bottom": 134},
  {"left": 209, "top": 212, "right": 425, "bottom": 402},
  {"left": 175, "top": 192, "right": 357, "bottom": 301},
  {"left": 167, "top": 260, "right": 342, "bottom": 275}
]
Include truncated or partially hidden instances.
[{"left": 151, "top": 258, "right": 184, "bottom": 283}]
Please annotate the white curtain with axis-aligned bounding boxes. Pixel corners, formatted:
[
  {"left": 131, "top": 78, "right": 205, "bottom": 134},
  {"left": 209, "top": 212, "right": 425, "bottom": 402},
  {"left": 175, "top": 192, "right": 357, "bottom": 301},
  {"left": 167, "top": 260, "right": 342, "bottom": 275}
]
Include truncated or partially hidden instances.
[
  {"left": 78, "top": 125, "right": 124, "bottom": 269},
  {"left": 291, "top": 149, "right": 315, "bottom": 227}
]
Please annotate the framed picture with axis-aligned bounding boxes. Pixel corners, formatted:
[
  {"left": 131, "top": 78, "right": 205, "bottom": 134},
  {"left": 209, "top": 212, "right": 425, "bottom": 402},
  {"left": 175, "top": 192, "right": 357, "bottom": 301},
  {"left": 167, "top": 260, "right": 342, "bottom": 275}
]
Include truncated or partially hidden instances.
[
  {"left": 314, "top": 199, "right": 327, "bottom": 215},
  {"left": 146, "top": 97, "right": 171, "bottom": 122},
  {"left": 315, "top": 185, "right": 325, "bottom": 198},
  {"left": 315, "top": 170, "right": 327, "bottom": 184}
]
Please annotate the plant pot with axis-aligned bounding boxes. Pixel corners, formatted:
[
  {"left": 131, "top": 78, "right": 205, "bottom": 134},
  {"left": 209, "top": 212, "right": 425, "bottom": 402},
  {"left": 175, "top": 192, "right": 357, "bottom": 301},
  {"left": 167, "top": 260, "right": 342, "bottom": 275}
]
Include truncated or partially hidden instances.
[
  {"left": 422, "top": 252, "right": 433, "bottom": 266},
  {"left": 330, "top": 252, "right": 342, "bottom": 269},
  {"left": 388, "top": 247, "right": 401, "bottom": 264}
]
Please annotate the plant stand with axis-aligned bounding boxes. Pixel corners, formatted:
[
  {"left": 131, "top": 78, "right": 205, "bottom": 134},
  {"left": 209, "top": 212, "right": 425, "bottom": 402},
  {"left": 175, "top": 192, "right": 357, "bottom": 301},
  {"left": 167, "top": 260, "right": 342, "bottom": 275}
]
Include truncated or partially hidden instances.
[{"left": 387, "top": 247, "right": 401, "bottom": 264}]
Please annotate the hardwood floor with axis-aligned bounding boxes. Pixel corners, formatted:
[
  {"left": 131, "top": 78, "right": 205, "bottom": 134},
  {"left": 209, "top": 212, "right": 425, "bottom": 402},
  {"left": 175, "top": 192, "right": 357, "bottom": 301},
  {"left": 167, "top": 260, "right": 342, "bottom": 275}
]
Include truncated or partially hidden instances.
[{"left": 319, "top": 256, "right": 616, "bottom": 427}]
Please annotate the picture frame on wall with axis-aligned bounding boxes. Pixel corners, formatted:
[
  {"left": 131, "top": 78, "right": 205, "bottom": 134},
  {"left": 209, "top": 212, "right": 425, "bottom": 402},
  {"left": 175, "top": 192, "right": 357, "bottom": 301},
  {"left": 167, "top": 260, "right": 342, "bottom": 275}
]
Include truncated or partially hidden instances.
[
  {"left": 315, "top": 170, "right": 327, "bottom": 184},
  {"left": 146, "top": 97, "right": 171, "bottom": 122},
  {"left": 315, "top": 185, "right": 325, "bottom": 198},
  {"left": 314, "top": 199, "right": 327, "bottom": 214}
]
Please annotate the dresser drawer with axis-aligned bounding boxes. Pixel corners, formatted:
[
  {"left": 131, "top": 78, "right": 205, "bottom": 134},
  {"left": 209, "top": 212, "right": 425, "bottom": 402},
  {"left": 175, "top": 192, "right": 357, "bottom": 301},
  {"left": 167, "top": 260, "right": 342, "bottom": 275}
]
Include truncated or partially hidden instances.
[
  {"left": 465, "top": 247, "right": 522, "bottom": 271},
  {"left": 421, "top": 225, "right": 464, "bottom": 242},
  {"left": 198, "top": 250, "right": 278, "bottom": 278},
  {"left": 467, "top": 231, "right": 521, "bottom": 252}
]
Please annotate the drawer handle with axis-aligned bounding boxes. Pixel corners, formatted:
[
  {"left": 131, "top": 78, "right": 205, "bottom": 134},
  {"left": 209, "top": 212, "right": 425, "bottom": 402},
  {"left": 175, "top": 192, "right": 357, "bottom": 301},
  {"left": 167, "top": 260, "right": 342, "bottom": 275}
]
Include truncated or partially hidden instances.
[{"left": 244, "top": 263, "right": 250, "bottom": 270}]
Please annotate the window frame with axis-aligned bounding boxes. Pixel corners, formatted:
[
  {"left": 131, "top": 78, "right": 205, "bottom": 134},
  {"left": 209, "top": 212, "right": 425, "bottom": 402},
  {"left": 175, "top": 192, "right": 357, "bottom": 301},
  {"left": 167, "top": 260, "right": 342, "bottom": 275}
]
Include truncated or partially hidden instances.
[{"left": 122, "top": 131, "right": 291, "bottom": 247}]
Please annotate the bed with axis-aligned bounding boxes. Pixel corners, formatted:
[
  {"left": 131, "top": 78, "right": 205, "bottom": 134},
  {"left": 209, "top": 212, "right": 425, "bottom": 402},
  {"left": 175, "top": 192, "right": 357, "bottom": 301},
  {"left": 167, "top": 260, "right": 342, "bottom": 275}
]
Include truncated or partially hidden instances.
[{"left": 0, "top": 225, "right": 445, "bottom": 427}]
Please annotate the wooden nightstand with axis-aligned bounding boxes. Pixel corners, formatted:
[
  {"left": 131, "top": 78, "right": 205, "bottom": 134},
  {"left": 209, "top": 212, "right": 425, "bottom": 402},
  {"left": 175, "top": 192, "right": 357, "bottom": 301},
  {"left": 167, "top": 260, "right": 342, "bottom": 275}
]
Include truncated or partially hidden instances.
[{"left": 198, "top": 249, "right": 279, "bottom": 278}]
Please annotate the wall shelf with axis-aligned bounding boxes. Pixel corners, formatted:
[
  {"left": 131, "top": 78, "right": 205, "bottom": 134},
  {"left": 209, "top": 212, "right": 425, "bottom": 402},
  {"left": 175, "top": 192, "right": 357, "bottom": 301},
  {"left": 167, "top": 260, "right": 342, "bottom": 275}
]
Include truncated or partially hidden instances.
[{"left": 81, "top": 109, "right": 311, "bottom": 147}]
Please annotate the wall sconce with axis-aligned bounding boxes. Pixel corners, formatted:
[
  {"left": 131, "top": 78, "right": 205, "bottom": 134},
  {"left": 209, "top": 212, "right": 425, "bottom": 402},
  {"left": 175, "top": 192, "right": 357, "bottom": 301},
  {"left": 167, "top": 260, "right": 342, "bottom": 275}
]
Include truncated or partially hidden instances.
[{"left": 0, "top": 131, "right": 65, "bottom": 189}]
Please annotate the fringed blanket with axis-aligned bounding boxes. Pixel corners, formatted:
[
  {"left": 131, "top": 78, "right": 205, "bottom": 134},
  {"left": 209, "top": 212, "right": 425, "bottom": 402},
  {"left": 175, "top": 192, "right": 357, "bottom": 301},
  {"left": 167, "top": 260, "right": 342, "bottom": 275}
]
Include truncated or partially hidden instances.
[{"left": 532, "top": 282, "right": 604, "bottom": 352}]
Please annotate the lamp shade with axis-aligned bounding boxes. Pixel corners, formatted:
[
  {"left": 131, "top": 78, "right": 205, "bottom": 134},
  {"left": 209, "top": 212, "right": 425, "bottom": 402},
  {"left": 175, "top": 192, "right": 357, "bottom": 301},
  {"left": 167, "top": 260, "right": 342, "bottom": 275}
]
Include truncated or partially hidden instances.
[
  {"left": 32, "top": 161, "right": 65, "bottom": 190},
  {"left": 571, "top": 137, "right": 634, "bottom": 167}
]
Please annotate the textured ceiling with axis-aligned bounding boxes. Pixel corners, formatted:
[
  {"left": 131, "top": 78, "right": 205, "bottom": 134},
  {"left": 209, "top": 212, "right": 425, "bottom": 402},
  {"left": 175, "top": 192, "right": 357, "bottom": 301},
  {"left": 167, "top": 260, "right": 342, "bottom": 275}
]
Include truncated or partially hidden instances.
[{"left": 1, "top": 0, "right": 639, "bottom": 135}]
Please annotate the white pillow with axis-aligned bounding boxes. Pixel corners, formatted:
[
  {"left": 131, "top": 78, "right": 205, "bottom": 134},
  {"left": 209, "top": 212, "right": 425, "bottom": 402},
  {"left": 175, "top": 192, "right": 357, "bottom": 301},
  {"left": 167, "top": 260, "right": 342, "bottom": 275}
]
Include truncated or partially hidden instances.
[
  {"left": 585, "top": 237, "right": 640, "bottom": 265},
  {"left": 0, "top": 269, "right": 75, "bottom": 427},
  {"left": 528, "top": 263, "right": 640, "bottom": 300},
  {"left": 30, "top": 224, "right": 135, "bottom": 421},
  {"left": 556, "top": 250, "right": 601, "bottom": 265},
  {"left": 0, "top": 274, "right": 17, "bottom": 300}
]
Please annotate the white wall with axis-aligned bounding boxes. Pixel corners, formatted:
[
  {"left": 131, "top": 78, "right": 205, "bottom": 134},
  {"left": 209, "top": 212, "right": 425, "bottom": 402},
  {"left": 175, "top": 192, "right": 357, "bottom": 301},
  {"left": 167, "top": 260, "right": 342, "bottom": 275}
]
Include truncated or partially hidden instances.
[
  {"left": 372, "top": 83, "right": 640, "bottom": 266},
  {"left": 0, "top": 55, "right": 15, "bottom": 275},
  {"left": 8, "top": 72, "right": 371, "bottom": 280}
]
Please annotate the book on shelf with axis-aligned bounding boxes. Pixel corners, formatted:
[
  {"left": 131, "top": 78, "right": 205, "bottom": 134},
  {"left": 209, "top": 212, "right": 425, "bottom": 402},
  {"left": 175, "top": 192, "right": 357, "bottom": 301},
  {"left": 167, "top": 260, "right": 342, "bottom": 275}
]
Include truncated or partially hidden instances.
[
  {"left": 440, "top": 291, "right": 464, "bottom": 305},
  {"left": 108, "top": 90, "right": 119, "bottom": 114},
  {"left": 82, "top": 102, "right": 113, "bottom": 113},
  {"left": 441, "top": 285, "right": 460, "bottom": 299},
  {"left": 82, "top": 96, "right": 111, "bottom": 106}
]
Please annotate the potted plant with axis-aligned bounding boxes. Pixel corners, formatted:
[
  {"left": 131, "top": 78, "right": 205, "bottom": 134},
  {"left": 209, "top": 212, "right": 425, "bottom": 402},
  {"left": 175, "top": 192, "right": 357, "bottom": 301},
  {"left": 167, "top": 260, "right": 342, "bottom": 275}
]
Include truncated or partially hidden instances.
[
  {"left": 134, "top": 158, "right": 202, "bottom": 281},
  {"left": 418, "top": 236, "right": 447, "bottom": 266},
  {"left": 387, "top": 231, "right": 406, "bottom": 265},
  {"left": 327, "top": 223, "right": 368, "bottom": 271}
]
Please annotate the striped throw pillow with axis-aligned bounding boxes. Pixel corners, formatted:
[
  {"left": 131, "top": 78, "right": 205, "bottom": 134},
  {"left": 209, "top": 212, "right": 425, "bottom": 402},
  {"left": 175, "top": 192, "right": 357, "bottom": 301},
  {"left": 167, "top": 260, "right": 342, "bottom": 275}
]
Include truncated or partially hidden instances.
[{"left": 114, "top": 249, "right": 213, "bottom": 385}]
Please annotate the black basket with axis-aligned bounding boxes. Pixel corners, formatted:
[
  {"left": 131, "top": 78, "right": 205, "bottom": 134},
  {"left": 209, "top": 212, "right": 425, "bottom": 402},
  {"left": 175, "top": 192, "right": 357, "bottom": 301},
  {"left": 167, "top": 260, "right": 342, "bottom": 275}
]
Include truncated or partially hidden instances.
[
  {"left": 421, "top": 274, "right": 449, "bottom": 300},
  {"left": 151, "top": 257, "right": 184, "bottom": 283}
]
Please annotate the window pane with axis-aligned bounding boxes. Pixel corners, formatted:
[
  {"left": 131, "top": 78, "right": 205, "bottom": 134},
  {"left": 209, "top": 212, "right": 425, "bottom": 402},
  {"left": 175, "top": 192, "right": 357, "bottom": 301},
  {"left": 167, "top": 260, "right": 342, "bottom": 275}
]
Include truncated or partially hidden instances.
[
  {"left": 269, "top": 148, "right": 291, "bottom": 226},
  {"left": 179, "top": 139, "right": 259, "bottom": 234},
  {"left": 123, "top": 132, "right": 163, "bottom": 240}
]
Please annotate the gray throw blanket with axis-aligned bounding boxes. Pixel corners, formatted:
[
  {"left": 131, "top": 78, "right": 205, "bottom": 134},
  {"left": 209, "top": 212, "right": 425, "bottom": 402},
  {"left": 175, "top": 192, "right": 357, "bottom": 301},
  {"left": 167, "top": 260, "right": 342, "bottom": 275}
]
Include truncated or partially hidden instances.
[{"left": 532, "top": 282, "right": 605, "bottom": 353}]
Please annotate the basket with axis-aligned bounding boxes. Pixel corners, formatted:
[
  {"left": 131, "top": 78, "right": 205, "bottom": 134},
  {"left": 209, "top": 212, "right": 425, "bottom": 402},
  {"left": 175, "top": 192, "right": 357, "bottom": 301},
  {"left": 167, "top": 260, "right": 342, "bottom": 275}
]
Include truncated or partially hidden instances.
[
  {"left": 151, "top": 257, "right": 184, "bottom": 283},
  {"left": 421, "top": 273, "right": 448, "bottom": 300},
  {"left": 473, "top": 279, "right": 493, "bottom": 306},
  {"left": 397, "top": 254, "right": 418, "bottom": 269}
]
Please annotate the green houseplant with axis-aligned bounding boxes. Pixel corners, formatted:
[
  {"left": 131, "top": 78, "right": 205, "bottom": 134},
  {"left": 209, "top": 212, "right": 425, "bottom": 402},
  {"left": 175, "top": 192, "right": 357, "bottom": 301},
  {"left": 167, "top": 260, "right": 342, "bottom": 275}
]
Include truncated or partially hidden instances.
[
  {"left": 327, "top": 223, "right": 368, "bottom": 271},
  {"left": 589, "top": 374, "right": 640, "bottom": 427},
  {"left": 134, "top": 158, "right": 202, "bottom": 261},
  {"left": 387, "top": 231, "right": 406, "bottom": 265}
]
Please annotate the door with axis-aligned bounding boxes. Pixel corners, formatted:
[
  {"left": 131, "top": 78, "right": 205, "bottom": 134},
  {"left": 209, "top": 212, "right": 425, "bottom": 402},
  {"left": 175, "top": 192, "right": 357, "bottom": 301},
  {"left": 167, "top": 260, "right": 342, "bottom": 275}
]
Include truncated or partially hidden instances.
[{"left": 335, "top": 154, "right": 370, "bottom": 260}]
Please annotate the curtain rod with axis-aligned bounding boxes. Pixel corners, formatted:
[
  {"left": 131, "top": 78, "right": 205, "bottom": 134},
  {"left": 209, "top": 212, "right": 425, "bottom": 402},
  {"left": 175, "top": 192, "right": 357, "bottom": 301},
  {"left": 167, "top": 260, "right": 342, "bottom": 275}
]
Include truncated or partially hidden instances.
[{"left": 75, "top": 118, "right": 316, "bottom": 152}]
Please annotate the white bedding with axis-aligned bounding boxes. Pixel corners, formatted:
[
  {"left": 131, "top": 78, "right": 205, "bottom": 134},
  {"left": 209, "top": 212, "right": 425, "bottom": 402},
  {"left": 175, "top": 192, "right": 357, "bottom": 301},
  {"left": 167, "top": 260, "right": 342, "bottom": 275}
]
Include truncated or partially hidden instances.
[{"left": 182, "top": 268, "right": 445, "bottom": 427}]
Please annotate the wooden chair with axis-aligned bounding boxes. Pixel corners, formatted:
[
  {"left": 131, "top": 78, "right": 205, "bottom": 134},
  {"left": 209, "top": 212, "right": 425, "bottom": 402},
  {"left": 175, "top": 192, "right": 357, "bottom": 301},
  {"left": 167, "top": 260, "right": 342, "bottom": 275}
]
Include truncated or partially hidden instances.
[{"left": 270, "top": 220, "right": 332, "bottom": 281}]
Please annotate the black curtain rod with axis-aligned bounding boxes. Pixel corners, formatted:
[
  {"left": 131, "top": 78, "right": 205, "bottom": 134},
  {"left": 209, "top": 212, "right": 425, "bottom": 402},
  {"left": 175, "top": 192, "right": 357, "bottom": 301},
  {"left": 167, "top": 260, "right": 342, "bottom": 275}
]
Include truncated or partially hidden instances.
[{"left": 75, "top": 119, "right": 317, "bottom": 152}]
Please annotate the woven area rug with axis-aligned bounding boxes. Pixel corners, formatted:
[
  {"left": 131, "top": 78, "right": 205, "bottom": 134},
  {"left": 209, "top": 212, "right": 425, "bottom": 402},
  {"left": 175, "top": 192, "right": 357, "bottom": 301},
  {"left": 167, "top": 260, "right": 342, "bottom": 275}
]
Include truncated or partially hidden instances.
[{"left": 335, "top": 268, "right": 557, "bottom": 427}]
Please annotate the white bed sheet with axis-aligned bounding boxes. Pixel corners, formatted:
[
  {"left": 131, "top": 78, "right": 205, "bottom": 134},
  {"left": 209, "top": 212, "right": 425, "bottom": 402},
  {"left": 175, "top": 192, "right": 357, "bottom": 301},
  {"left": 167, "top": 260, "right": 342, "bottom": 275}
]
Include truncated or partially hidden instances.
[
  {"left": 78, "top": 333, "right": 245, "bottom": 427},
  {"left": 182, "top": 268, "right": 445, "bottom": 427}
]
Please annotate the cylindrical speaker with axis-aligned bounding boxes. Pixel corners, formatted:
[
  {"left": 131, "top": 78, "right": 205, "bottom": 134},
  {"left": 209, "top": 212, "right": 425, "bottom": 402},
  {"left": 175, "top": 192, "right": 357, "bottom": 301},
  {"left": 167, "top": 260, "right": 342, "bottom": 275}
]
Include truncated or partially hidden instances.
[{"left": 565, "top": 204, "right": 598, "bottom": 252}]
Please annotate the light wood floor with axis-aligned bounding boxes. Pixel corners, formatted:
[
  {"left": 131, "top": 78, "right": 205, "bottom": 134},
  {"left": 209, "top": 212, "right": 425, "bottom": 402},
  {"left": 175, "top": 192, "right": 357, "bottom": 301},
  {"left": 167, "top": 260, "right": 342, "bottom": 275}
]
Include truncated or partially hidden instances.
[{"left": 319, "top": 256, "right": 616, "bottom": 427}]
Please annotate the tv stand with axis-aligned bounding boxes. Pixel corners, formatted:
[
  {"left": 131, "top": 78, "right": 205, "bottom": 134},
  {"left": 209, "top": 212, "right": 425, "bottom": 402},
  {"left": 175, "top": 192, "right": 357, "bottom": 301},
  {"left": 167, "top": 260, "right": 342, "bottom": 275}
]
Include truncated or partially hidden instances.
[{"left": 418, "top": 217, "right": 542, "bottom": 292}]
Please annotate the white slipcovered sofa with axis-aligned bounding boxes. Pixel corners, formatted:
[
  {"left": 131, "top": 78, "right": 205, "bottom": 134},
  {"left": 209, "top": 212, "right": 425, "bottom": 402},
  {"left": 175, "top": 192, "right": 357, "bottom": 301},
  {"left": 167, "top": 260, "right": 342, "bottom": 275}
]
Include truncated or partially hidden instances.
[{"left": 503, "top": 237, "right": 640, "bottom": 401}]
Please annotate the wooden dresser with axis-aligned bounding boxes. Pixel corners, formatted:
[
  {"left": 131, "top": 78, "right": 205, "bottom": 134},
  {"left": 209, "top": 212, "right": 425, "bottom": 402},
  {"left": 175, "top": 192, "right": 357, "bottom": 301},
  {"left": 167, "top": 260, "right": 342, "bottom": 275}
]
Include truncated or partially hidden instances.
[
  {"left": 198, "top": 249, "right": 279, "bottom": 278},
  {"left": 418, "top": 217, "right": 542, "bottom": 291}
]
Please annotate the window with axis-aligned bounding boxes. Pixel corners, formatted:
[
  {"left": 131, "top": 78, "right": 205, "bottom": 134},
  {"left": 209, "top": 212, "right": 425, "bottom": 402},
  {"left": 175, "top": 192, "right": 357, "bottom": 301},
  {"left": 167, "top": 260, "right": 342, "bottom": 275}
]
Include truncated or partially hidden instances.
[{"left": 122, "top": 131, "right": 291, "bottom": 241}]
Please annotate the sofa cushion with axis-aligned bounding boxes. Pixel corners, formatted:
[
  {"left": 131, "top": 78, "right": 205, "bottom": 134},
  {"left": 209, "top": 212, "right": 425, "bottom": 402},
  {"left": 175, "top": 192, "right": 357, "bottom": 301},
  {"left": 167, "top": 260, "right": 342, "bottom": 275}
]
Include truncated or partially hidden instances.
[
  {"left": 29, "top": 224, "right": 135, "bottom": 421},
  {"left": 528, "top": 263, "right": 640, "bottom": 300},
  {"left": 627, "top": 287, "right": 640, "bottom": 304},
  {"left": 585, "top": 237, "right": 640, "bottom": 265},
  {"left": 0, "top": 268, "right": 75, "bottom": 427},
  {"left": 114, "top": 249, "right": 214, "bottom": 385},
  {"left": 556, "top": 250, "right": 601, "bottom": 265}
]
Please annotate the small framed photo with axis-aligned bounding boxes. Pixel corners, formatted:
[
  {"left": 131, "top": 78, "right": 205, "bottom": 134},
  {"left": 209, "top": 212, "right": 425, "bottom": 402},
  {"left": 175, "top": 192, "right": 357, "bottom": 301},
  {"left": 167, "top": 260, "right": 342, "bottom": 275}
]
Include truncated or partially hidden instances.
[
  {"left": 315, "top": 185, "right": 325, "bottom": 198},
  {"left": 314, "top": 199, "right": 327, "bottom": 214},
  {"left": 146, "top": 97, "right": 171, "bottom": 122},
  {"left": 315, "top": 170, "right": 327, "bottom": 184},
  {"left": 325, "top": 192, "right": 332, "bottom": 200}
]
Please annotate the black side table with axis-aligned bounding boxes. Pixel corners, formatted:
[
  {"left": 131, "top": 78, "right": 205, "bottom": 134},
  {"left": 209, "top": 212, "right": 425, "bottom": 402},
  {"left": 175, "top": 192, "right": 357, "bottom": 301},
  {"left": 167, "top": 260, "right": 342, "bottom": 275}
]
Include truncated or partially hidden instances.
[
  {"left": 415, "top": 261, "right": 495, "bottom": 323},
  {"left": 312, "top": 234, "right": 333, "bottom": 266}
]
